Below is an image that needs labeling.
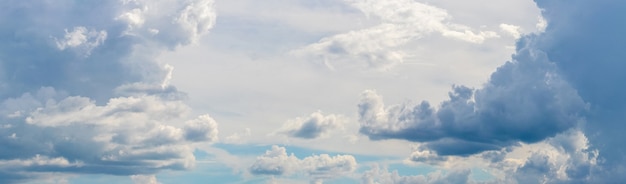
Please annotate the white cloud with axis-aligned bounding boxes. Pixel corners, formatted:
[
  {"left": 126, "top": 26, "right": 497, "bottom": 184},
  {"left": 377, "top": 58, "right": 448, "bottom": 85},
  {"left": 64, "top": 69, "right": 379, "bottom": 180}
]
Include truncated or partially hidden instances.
[
  {"left": 499, "top": 24, "right": 522, "bottom": 39},
  {"left": 293, "top": 0, "right": 501, "bottom": 69},
  {"left": 0, "top": 87, "right": 219, "bottom": 178},
  {"left": 184, "top": 114, "right": 219, "bottom": 142},
  {"left": 361, "top": 165, "right": 470, "bottom": 184},
  {"left": 54, "top": 27, "right": 107, "bottom": 56},
  {"left": 276, "top": 111, "right": 344, "bottom": 139},
  {"left": 249, "top": 145, "right": 301, "bottom": 176},
  {"left": 131, "top": 175, "right": 161, "bottom": 184},
  {"left": 250, "top": 145, "right": 357, "bottom": 183},
  {"left": 116, "top": 0, "right": 217, "bottom": 47}
]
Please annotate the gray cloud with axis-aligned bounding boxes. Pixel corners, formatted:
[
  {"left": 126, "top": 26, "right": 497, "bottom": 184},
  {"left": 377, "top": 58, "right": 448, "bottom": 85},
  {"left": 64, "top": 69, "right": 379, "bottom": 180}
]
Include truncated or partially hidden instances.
[
  {"left": 530, "top": 0, "right": 626, "bottom": 181},
  {"left": 360, "top": 0, "right": 626, "bottom": 182},
  {"left": 358, "top": 51, "right": 587, "bottom": 155}
]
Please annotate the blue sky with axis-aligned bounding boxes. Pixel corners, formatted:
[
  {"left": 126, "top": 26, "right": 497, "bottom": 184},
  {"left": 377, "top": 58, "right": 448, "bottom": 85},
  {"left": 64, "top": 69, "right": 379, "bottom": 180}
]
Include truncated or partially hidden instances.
[{"left": 1, "top": 0, "right": 624, "bottom": 183}]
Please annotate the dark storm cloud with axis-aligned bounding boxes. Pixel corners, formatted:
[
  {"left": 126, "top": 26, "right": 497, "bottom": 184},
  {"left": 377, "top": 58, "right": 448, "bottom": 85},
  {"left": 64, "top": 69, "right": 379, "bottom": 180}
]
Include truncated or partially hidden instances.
[{"left": 359, "top": 47, "right": 587, "bottom": 155}]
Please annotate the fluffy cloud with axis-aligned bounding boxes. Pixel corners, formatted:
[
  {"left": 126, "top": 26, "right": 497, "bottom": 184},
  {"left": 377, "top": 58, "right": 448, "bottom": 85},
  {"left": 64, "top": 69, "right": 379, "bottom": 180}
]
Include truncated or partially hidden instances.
[
  {"left": 184, "top": 115, "right": 219, "bottom": 142},
  {"left": 0, "top": 0, "right": 217, "bottom": 182},
  {"left": 361, "top": 165, "right": 470, "bottom": 184},
  {"left": 293, "top": 0, "right": 500, "bottom": 69},
  {"left": 386, "top": 130, "right": 599, "bottom": 183},
  {"left": 0, "top": 88, "right": 219, "bottom": 180},
  {"left": 54, "top": 26, "right": 108, "bottom": 57},
  {"left": 276, "top": 111, "right": 344, "bottom": 139},
  {"left": 505, "top": 130, "right": 598, "bottom": 183},
  {"left": 116, "top": 0, "right": 216, "bottom": 47},
  {"left": 250, "top": 145, "right": 357, "bottom": 183}
]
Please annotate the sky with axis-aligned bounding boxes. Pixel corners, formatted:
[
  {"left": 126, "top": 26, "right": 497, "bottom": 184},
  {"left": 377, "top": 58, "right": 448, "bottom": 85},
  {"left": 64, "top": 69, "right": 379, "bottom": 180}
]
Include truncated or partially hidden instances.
[{"left": 0, "top": 0, "right": 624, "bottom": 183}]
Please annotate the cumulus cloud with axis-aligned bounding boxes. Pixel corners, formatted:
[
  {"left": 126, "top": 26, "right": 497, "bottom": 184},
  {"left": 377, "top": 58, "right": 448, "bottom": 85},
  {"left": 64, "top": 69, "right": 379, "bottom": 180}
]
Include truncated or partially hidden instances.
[
  {"left": 358, "top": 51, "right": 587, "bottom": 155},
  {"left": 250, "top": 145, "right": 357, "bottom": 183},
  {"left": 382, "top": 130, "right": 598, "bottom": 183},
  {"left": 276, "top": 111, "right": 344, "bottom": 139},
  {"left": 408, "top": 148, "right": 448, "bottom": 165},
  {"left": 293, "top": 0, "right": 500, "bottom": 69},
  {"left": 0, "top": 88, "right": 219, "bottom": 180},
  {"left": 361, "top": 165, "right": 470, "bottom": 184},
  {"left": 505, "top": 0, "right": 626, "bottom": 182},
  {"left": 116, "top": 0, "right": 216, "bottom": 47},
  {"left": 357, "top": 0, "right": 626, "bottom": 182},
  {"left": 184, "top": 115, "right": 219, "bottom": 142},
  {"left": 504, "top": 130, "right": 598, "bottom": 183},
  {"left": 0, "top": 0, "right": 217, "bottom": 182},
  {"left": 528, "top": 2, "right": 626, "bottom": 180}
]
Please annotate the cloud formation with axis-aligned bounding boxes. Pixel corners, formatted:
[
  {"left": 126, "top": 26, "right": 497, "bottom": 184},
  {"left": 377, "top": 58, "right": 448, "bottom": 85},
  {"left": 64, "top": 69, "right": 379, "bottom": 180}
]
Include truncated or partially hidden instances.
[
  {"left": 357, "top": 0, "right": 626, "bottom": 182},
  {"left": 276, "top": 111, "right": 344, "bottom": 139},
  {"left": 530, "top": 0, "right": 626, "bottom": 181},
  {"left": 293, "top": 0, "right": 500, "bottom": 69},
  {"left": 361, "top": 165, "right": 470, "bottom": 184},
  {"left": 0, "top": 0, "right": 217, "bottom": 182},
  {"left": 358, "top": 51, "right": 587, "bottom": 155},
  {"left": 0, "top": 88, "right": 219, "bottom": 180},
  {"left": 250, "top": 145, "right": 357, "bottom": 183}
]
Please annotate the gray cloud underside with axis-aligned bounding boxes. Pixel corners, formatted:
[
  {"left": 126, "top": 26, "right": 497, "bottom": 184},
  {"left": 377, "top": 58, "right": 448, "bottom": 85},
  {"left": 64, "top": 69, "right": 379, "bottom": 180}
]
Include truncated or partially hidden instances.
[
  {"left": 359, "top": 0, "right": 626, "bottom": 182},
  {"left": 359, "top": 45, "right": 586, "bottom": 155}
]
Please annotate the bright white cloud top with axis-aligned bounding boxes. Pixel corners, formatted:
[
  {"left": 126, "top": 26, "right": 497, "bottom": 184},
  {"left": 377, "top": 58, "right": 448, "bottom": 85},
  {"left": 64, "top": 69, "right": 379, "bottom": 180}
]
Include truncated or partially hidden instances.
[{"left": 0, "top": 0, "right": 623, "bottom": 183}]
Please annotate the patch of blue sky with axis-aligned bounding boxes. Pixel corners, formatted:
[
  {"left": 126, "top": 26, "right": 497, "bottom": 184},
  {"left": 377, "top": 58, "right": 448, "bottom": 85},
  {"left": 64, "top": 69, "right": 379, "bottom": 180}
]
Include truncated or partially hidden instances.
[{"left": 157, "top": 161, "right": 243, "bottom": 184}]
